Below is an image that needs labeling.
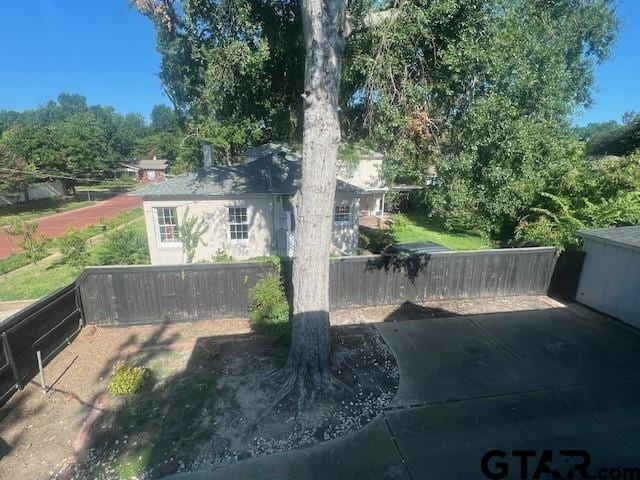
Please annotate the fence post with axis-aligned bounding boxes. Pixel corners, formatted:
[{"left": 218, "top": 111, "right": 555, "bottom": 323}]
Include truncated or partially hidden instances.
[{"left": 2, "top": 332, "right": 21, "bottom": 390}]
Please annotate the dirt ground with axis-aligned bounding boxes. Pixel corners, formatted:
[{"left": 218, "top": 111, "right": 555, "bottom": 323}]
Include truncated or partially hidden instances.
[{"left": 0, "top": 296, "right": 558, "bottom": 480}]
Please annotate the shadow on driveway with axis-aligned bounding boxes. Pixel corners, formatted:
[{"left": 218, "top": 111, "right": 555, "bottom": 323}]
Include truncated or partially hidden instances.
[{"left": 181, "top": 303, "right": 640, "bottom": 480}]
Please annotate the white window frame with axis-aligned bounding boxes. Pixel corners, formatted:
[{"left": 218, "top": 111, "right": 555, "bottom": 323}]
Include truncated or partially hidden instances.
[
  {"left": 333, "top": 204, "right": 351, "bottom": 226},
  {"left": 228, "top": 206, "right": 249, "bottom": 241},
  {"left": 147, "top": 170, "right": 156, "bottom": 180},
  {"left": 154, "top": 207, "right": 180, "bottom": 246}
]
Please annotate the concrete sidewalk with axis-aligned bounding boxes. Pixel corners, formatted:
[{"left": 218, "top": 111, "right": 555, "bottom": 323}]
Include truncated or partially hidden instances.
[{"left": 175, "top": 304, "right": 640, "bottom": 479}]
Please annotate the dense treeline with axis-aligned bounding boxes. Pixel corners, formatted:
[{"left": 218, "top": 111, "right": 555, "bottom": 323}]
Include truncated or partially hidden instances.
[
  {"left": 136, "top": 0, "right": 638, "bottom": 249},
  {"left": 577, "top": 112, "right": 640, "bottom": 156},
  {"left": 0, "top": 94, "right": 181, "bottom": 192}
]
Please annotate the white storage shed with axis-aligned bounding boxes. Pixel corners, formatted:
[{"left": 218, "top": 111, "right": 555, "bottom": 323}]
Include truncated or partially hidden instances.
[{"left": 576, "top": 226, "right": 640, "bottom": 328}]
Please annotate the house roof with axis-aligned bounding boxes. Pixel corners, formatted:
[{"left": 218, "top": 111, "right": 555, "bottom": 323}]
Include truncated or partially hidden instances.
[
  {"left": 578, "top": 225, "right": 640, "bottom": 252},
  {"left": 121, "top": 159, "right": 169, "bottom": 171},
  {"left": 243, "top": 142, "right": 301, "bottom": 163},
  {"left": 135, "top": 153, "right": 364, "bottom": 199}
]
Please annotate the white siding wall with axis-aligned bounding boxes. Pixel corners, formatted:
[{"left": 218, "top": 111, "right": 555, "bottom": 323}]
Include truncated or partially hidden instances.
[
  {"left": 144, "top": 196, "right": 275, "bottom": 264},
  {"left": 144, "top": 194, "right": 361, "bottom": 264},
  {"left": 337, "top": 156, "right": 384, "bottom": 189},
  {"left": 577, "top": 238, "right": 640, "bottom": 328}
]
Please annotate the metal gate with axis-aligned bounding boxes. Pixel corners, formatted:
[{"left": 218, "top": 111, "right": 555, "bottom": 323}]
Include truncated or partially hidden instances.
[{"left": 0, "top": 283, "right": 83, "bottom": 405}]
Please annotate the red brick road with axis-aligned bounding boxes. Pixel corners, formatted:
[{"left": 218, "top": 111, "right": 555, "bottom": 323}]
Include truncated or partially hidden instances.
[{"left": 0, "top": 193, "right": 143, "bottom": 260}]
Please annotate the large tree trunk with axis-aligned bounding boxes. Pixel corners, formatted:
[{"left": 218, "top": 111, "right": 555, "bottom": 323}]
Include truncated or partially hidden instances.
[{"left": 288, "top": 0, "right": 346, "bottom": 389}]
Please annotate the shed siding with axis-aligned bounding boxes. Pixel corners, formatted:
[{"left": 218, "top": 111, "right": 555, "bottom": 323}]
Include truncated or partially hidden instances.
[{"left": 577, "top": 238, "right": 640, "bottom": 328}]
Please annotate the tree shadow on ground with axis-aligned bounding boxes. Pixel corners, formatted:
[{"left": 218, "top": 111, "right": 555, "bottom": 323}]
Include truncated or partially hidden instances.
[{"left": 382, "top": 300, "right": 456, "bottom": 322}]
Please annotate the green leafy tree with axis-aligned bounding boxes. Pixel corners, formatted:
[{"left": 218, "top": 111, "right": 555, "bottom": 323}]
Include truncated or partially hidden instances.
[
  {"left": 150, "top": 104, "right": 179, "bottom": 133},
  {"left": 0, "top": 93, "right": 180, "bottom": 188},
  {"left": 59, "top": 228, "right": 89, "bottom": 270},
  {"left": 94, "top": 228, "right": 150, "bottom": 265},
  {"left": 137, "top": 0, "right": 617, "bottom": 246},
  {"left": 6, "top": 220, "right": 47, "bottom": 264}
]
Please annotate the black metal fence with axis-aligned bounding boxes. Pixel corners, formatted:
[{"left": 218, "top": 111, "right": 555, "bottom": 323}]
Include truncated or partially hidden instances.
[{"left": 0, "top": 283, "right": 83, "bottom": 404}]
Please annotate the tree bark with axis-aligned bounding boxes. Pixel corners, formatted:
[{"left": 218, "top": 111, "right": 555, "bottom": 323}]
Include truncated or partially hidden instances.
[{"left": 288, "top": 0, "right": 346, "bottom": 387}]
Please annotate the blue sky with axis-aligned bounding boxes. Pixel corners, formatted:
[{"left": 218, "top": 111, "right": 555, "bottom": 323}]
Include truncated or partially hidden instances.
[
  {"left": 0, "top": 0, "right": 637, "bottom": 124},
  {"left": 573, "top": 0, "right": 640, "bottom": 126},
  {"left": 0, "top": 0, "right": 169, "bottom": 119}
]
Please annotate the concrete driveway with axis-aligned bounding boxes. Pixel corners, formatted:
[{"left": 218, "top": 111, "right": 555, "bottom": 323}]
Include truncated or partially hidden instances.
[{"left": 179, "top": 303, "right": 640, "bottom": 479}]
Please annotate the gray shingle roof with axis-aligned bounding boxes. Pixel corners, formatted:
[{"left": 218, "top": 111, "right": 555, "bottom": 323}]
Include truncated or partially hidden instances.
[
  {"left": 578, "top": 226, "right": 640, "bottom": 251},
  {"left": 135, "top": 154, "right": 364, "bottom": 198}
]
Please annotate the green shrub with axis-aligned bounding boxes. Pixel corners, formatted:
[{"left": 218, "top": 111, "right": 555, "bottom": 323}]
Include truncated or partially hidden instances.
[
  {"left": 358, "top": 232, "right": 370, "bottom": 251},
  {"left": 59, "top": 228, "right": 89, "bottom": 269},
  {"left": 249, "top": 274, "right": 289, "bottom": 332},
  {"left": 249, "top": 255, "right": 282, "bottom": 273},
  {"left": 94, "top": 227, "right": 150, "bottom": 265},
  {"left": 107, "top": 362, "right": 150, "bottom": 396},
  {"left": 6, "top": 220, "right": 48, "bottom": 264},
  {"left": 213, "top": 249, "right": 234, "bottom": 263}
]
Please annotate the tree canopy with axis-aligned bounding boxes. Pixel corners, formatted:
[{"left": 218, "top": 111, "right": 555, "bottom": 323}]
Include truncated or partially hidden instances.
[
  {"left": 137, "top": 0, "right": 619, "bottom": 245},
  {"left": 0, "top": 94, "right": 181, "bottom": 189},
  {"left": 584, "top": 112, "right": 640, "bottom": 156}
]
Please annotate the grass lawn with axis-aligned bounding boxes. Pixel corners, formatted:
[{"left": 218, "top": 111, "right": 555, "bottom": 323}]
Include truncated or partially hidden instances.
[
  {"left": 0, "top": 216, "right": 148, "bottom": 301},
  {"left": 362, "top": 212, "right": 490, "bottom": 253},
  {"left": 0, "top": 197, "right": 94, "bottom": 226},
  {"left": 391, "top": 213, "right": 490, "bottom": 250}
]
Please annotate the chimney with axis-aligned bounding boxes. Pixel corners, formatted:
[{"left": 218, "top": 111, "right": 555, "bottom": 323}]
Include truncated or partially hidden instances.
[
  {"left": 153, "top": 155, "right": 157, "bottom": 161},
  {"left": 203, "top": 144, "right": 213, "bottom": 168}
]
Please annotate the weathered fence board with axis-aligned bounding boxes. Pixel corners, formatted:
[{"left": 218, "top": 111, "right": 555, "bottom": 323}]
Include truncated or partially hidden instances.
[
  {"left": 78, "top": 248, "right": 556, "bottom": 326},
  {"left": 328, "top": 247, "right": 557, "bottom": 310},
  {"left": 77, "top": 262, "right": 276, "bottom": 326},
  {"left": 0, "top": 283, "right": 82, "bottom": 404}
]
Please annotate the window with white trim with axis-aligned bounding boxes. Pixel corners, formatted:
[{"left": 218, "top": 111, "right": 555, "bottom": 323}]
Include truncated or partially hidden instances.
[
  {"left": 228, "top": 207, "right": 249, "bottom": 240},
  {"left": 155, "top": 207, "right": 179, "bottom": 243},
  {"left": 334, "top": 204, "right": 350, "bottom": 225}
]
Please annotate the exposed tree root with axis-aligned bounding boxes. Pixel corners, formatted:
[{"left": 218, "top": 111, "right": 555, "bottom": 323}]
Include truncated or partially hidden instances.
[{"left": 253, "top": 356, "right": 353, "bottom": 429}]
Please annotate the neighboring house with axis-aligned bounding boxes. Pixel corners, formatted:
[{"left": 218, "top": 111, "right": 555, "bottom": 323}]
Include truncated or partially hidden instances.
[
  {"left": 137, "top": 151, "right": 364, "bottom": 264},
  {"left": 119, "top": 157, "right": 169, "bottom": 183},
  {"left": 336, "top": 151, "right": 387, "bottom": 217},
  {"left": 246, "top": 145, "right": 390, "bottom": 218}
]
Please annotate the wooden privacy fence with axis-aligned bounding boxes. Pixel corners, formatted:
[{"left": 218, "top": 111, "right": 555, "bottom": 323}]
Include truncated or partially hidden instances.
[
  {"left": 77, "top": 262, "right": 276, "bottom": 326},
  {"left": 77, "top": 247, "right": 557, "bottom": 326},
  {"left": 0, "top": 283, "right": 83, "bottom": 404},
  {"left": 328, "top": 247, "right": 558, "bottom": 309}
]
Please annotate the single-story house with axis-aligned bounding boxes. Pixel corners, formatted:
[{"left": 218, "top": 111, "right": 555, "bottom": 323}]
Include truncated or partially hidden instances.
[
  {"left": 136, "top": 151, "right": 364, "bottom": 264},
  {"left": 119, "top": 157, "right": 169, "bottom": 183}
]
